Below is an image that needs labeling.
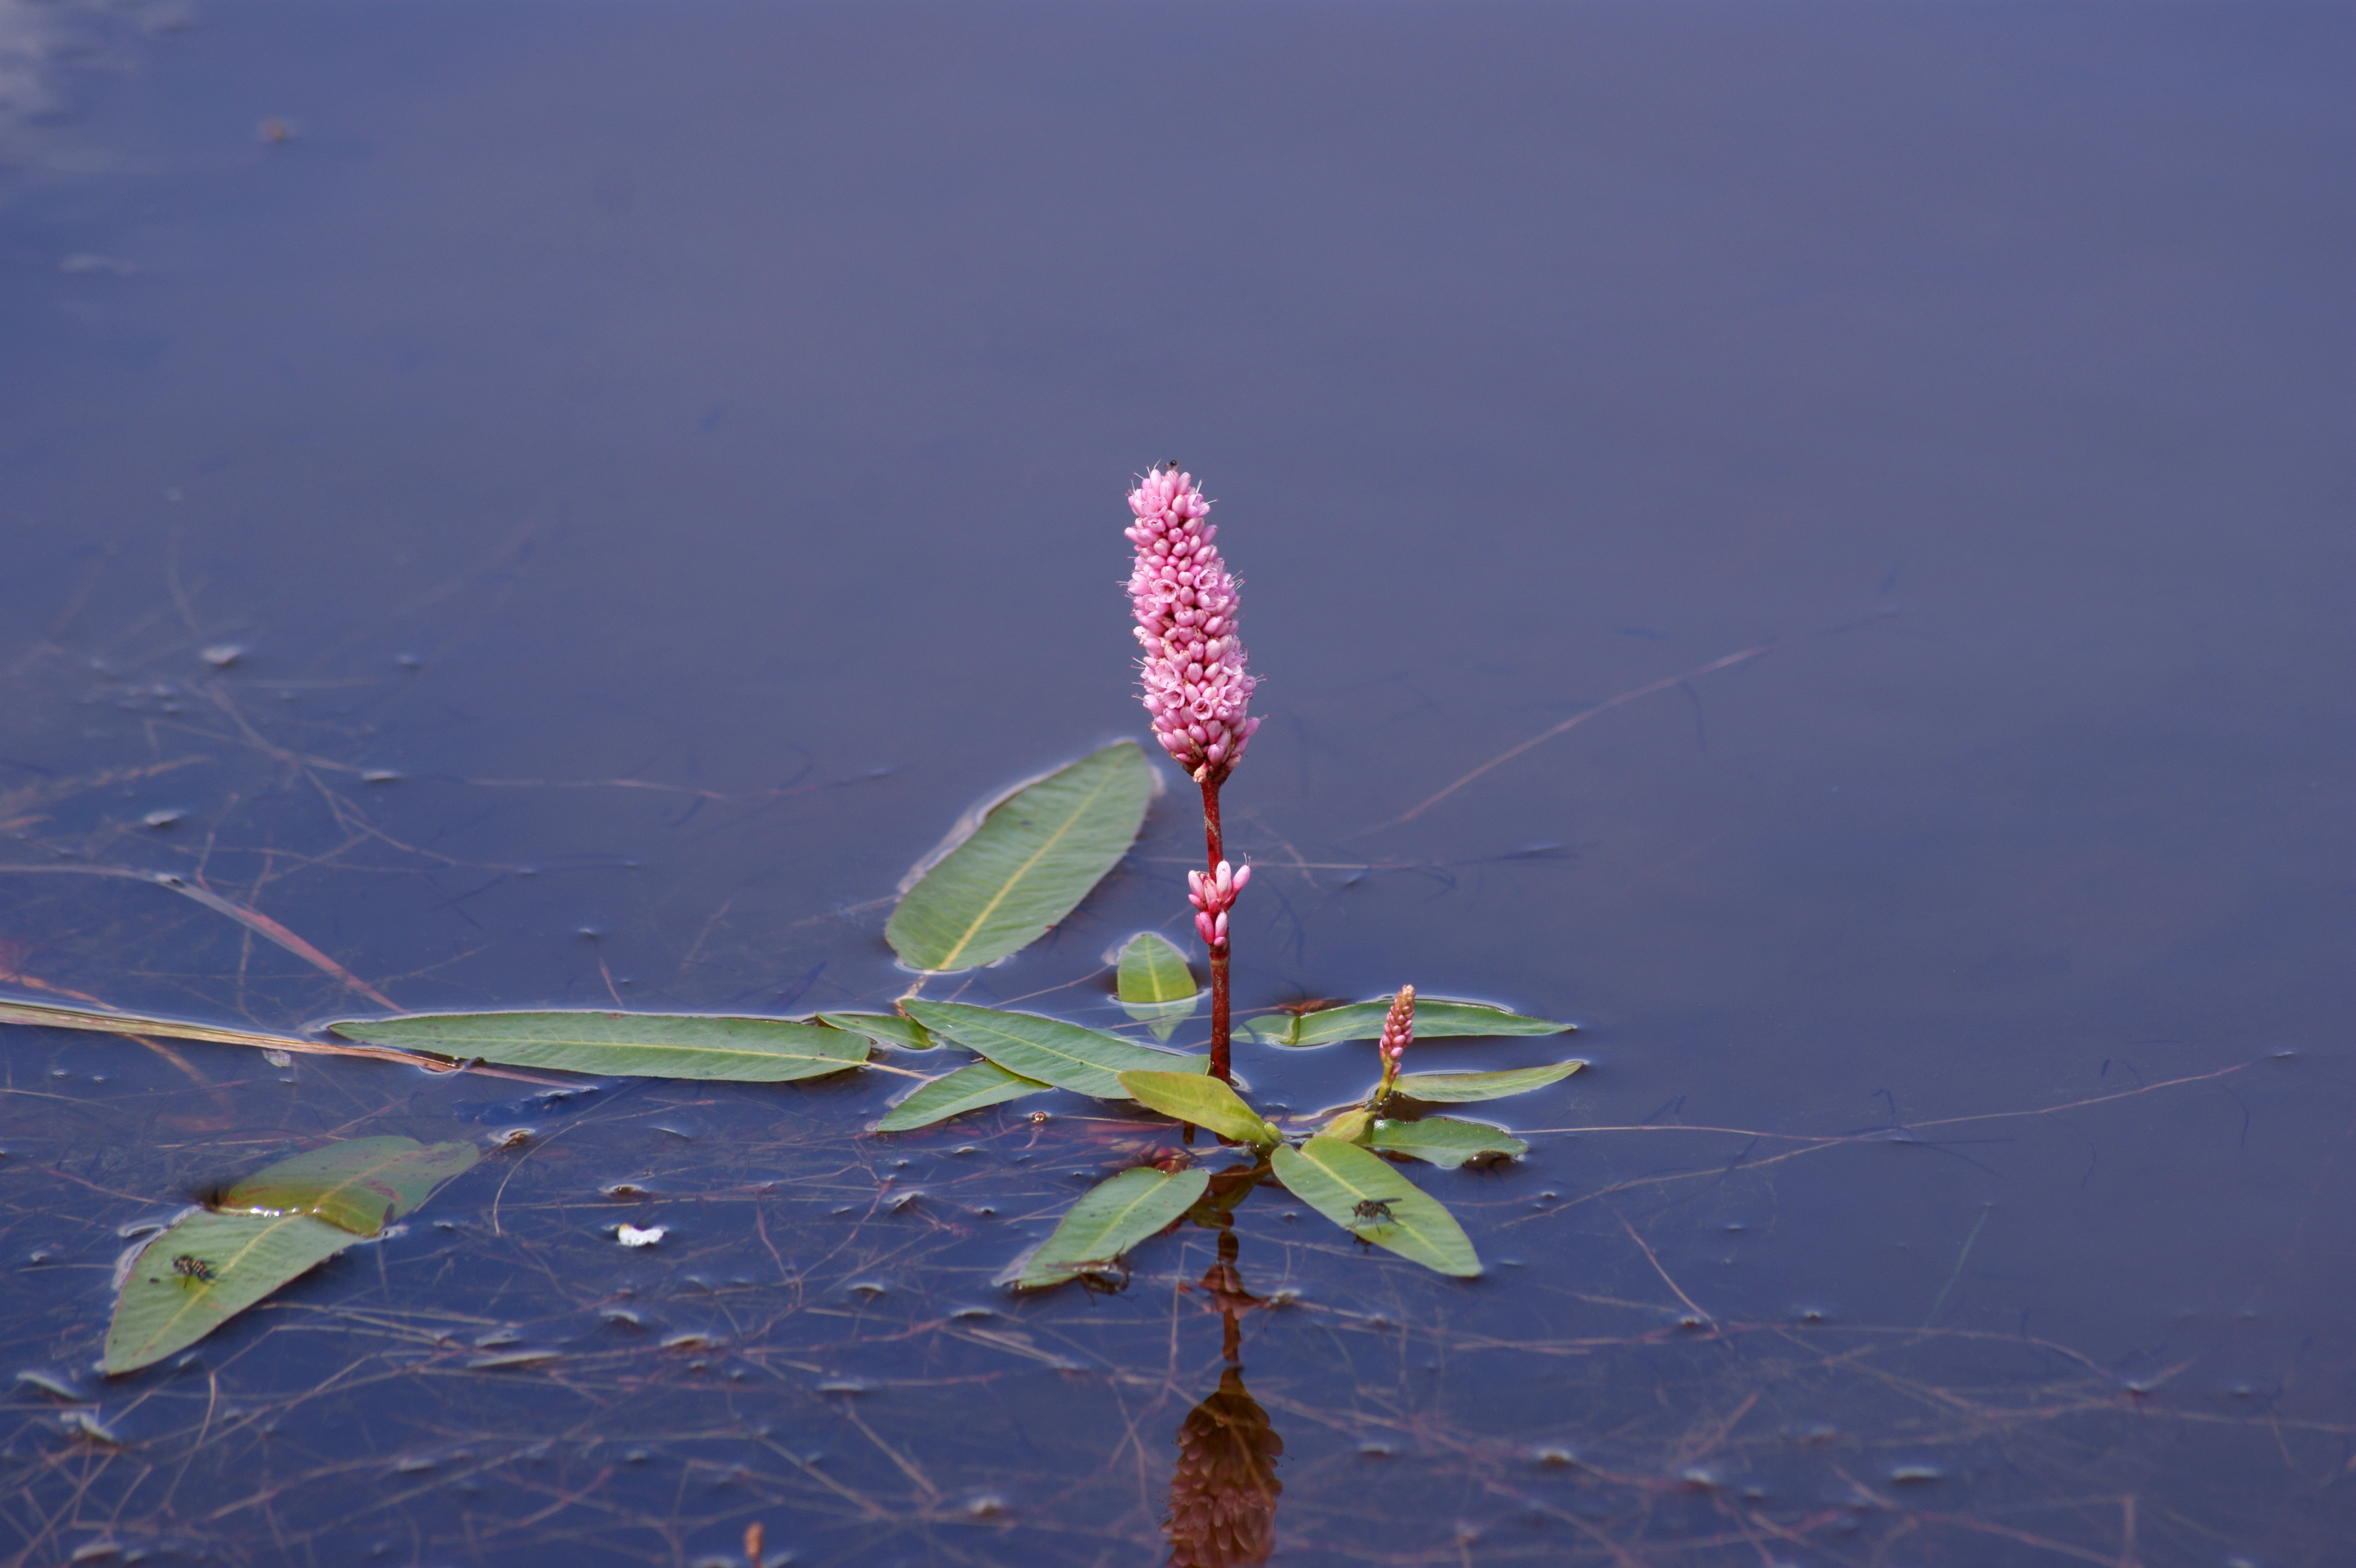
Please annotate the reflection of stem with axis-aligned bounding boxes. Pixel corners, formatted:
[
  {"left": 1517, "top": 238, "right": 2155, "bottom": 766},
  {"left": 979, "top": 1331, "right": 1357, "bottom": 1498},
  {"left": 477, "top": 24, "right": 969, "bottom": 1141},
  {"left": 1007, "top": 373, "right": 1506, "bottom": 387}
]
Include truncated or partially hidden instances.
[
  {"left": 1169, "top": 1205, "right": 1283, "bottom": 1568},
  {"left": 1201, "top": 777, "right": 1230, "bottom": 1084}
]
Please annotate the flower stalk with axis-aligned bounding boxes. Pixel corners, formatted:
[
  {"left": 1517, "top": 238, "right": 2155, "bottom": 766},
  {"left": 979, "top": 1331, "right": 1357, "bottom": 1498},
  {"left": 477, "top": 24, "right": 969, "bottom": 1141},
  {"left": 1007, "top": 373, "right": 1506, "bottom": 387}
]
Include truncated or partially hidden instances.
[{"left": 1127, "top": 465, "right": 1260, "bottom": 1082}]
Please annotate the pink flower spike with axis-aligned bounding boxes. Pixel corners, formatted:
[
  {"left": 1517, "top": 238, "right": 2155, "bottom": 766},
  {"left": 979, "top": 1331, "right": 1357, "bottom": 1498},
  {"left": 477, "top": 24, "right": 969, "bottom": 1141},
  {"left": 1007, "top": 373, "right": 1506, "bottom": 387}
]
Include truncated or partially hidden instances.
[{"left": 1124, "top": 466, "right": 1260, "bottom": 785}]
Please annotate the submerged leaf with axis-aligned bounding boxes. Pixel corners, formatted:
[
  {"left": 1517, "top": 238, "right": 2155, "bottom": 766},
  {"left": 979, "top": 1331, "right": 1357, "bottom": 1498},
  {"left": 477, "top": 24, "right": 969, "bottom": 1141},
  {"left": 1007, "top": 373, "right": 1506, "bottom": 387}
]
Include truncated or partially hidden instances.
[
  {"left": 819, "top": 1011, "right": 937, "bottom": 1051},
  {"left": 106, "top": 1211, "right": 359, "bottom": 1374},
  {"left": 1367, "top": 1116, "right": 1527, "bottom": 1168},
  {"left": 328, "top": 1011, "right": 868, "bottom": 1081},
  {"left": 1246, "top": 999, "right": 1572, "bottom": 1048},
  {"left": 1018, "top": 1166, "right": 1209, "bottom": 1289},
  {"left": 1391, "top": 1061, "right": 1584, "bottom": 1103},
  {"left": 219, "top": 1136, "right": 478, "bottom": 1237},
  {"left": 905, "top": 1001, "right": 1207, "bottom": 1099},
  {"left": 1270, "top": 1138, "right": 1481, "bottom": 1277},
  {"left": 874, "top": 1060, "right": 1051, "bottom": 1132},
  {"left": 1116, "top": 1071, "right": 1282, "bottom": 1147},
  {"left": 886, "top": 741, "right": 1153, "bottom": 972}
]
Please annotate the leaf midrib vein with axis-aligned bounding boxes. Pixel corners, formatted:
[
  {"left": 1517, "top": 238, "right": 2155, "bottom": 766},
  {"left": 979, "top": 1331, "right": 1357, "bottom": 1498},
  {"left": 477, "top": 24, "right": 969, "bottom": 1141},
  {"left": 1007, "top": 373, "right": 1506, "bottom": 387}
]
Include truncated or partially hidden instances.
[{"left": 931, "top": 763, "right": 1118, "bottom": 971}]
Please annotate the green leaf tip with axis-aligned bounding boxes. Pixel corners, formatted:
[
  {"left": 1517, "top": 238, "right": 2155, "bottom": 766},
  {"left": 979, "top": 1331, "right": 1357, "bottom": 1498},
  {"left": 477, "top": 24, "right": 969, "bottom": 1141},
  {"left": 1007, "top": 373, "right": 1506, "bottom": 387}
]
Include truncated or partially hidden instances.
[
  {"left": 1391, "top": 1060, "right": 1584, "bottom": 1103},
  {"left": 1116, "top": 931, "right": 1197, "bottom": 1004},
  {"left": 107, "top": 1211, "right": 360, "bottom": 1374},
  {"left": 1247, "top": 998, "right": 1573, "bottom": 1048},
  {"left": 1271, "top": 1138, "right": 1481, "bottom": 1277},
  {"left": 1367, "top": 1115, "right": 1527, "bottom": 1167},
  {"left": 1117, "top": 1070, "right": 1282, "bottom": 1147},
  {"left": 219, "top": 1135, "right": 478, "bottom": 1237},
  {"left": 819, "top": 1011, "right": 937, "bottom": 1051},
  {"left": 904, "top": 1000, "right": 1206, "bottom": 1099},
  {"left": 1018, "top": 1166, "right": 1209, "bottom": 1289},
  {"left": 873, "top": 1060, "right": 1051, "bottom": 1132},
  {"left": 887, "top": 741, "right": 1153, "bottom": 973}
]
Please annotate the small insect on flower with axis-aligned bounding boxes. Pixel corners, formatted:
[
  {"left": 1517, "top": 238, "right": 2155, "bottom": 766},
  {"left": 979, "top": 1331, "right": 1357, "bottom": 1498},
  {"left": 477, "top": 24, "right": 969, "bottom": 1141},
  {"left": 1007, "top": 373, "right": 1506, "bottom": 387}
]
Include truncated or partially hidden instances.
[
  {"left": 1351, "top": 1199, "right": 1395, "bottom": 1225},
  {"left": 171, "top": 1255, "right": 217, "bottom": 1283}
]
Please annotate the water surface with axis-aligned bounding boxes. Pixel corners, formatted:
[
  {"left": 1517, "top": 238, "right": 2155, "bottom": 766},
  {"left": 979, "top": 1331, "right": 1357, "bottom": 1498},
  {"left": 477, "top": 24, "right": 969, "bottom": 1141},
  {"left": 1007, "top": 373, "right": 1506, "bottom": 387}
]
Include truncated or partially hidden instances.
[{"left": 2, "top": 3, "right": 2350, "bottom": 1564}]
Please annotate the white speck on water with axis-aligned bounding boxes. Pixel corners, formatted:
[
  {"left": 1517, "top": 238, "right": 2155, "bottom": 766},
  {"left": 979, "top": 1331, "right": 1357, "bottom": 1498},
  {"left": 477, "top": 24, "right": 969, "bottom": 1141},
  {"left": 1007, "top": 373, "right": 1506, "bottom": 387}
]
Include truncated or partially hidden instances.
[{"left": 616, "top": 1224, "right": 666, "bottom": 1247}]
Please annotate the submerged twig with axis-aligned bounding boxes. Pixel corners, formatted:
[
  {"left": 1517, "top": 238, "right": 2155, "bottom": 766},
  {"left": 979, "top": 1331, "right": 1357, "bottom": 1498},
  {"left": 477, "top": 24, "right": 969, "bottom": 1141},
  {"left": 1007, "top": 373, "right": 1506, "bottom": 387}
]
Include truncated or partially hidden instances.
[
  {"left": 0, "top": 861, "right": 400, "bottom": 1009},
  {"left": 1370, "top": 639, "right": 1779, "bottom": 830},
  {"left": 0, "top": 995, "right": 566, "bottom": 1083}
]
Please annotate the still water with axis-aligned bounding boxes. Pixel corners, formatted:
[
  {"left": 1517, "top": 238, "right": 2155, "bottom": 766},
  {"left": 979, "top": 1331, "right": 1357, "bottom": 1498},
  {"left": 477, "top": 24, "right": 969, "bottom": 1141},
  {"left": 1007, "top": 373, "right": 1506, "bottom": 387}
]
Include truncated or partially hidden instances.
[{"left": 3, "top": 3, "right": 2350, "bottom": 1563}]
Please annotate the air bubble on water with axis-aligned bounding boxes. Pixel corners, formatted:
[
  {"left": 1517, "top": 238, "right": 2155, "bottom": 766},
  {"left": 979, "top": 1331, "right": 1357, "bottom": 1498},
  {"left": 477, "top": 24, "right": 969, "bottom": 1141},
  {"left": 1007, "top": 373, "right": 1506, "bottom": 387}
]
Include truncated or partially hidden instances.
[
  {"left": 1357, "top": 1441, "right": 1394, "bottom": 1458},
  {"left": 361, "top": 770, "right": 401, "bottom": 784},
  {"left": 142, "top": 809, "right": 183, "bottom": 829},
  {"left": 198, "top": 644, "right": 245, "bottom": 668},
  {"left": 1889, "top": 1464, "right": 1944, "bottom": 1484},
  {"left": 962, "top": 1494, "right": 1006, "bottom": 1518}
]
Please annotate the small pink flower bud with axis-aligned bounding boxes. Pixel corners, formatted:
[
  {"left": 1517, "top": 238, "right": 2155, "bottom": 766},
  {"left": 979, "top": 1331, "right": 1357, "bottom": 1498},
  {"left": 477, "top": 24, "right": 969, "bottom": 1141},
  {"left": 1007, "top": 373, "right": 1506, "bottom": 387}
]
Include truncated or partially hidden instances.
[{"left": 1376, "top": 985, "right": 1416, "bottom": 1074}]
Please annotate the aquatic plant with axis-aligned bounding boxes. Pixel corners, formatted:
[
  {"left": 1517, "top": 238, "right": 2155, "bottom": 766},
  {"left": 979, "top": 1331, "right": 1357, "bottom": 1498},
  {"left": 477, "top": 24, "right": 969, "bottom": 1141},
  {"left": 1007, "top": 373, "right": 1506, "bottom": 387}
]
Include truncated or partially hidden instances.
[{"left": 23, "top": 462, "right": 1582, "bottom": 1368}]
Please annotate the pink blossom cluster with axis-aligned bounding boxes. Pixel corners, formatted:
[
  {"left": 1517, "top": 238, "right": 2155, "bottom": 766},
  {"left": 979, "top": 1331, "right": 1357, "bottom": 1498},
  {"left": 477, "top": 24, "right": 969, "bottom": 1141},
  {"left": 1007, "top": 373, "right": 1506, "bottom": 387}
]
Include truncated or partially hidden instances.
[
  {"left": 1378, "top": 985, "right": 1416, "bottom": 1069},
  {"left": 1125, "top": 467, "right": 1261, "bottom": 782},
  {"left": 1187, "top": 859, "right": 1251, "bottom": 950}
]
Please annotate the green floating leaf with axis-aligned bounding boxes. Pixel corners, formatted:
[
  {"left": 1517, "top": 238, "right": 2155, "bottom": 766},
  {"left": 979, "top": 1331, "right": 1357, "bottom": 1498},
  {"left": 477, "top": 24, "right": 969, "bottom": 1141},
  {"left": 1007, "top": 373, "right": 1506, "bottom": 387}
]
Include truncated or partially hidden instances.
[
  {"left": 1271, "top": 1138, "right": 1481, "bottom": 1277},
  {"left": 874, "top": 1060, "right": 1051, "bottom": 1132},
  {"left": 1116, "top": 931, "right": 1202, "bottom": 1042},
  {"left": 329, "top": 1011, "right": 868, "bottom": 1082},
  {"left": 887, "top": 741, "right": 1153, "bottom": 972},
  {"left": 106, "top": 1211, "right": 359, "bottom": 1374},
  {"left": 1249, "top": 998, "right": 1574, "bottom": 1048},
  {"left": 1367, "top": 1116, "right": 1527, "bottom": 1168},
  {"left": 905, "top": 1001, "right": 1206, "bottom": 1099},
  {"left": 1116, "top": 931, "right": 1196, "bottom": 1003},
  {"left": 1018, "top": 1166, "right": 1209, "bottom": 1289},
  {"left": 1392, "top": 1061, "right": 1585, "bottom": 1103},
  {"left": 1117, "top": 1070, "right": 1282, "bottom": 1147},
  {"left": 819, "top": 1011, "right": 937, "bottom": 1051},
  {"left": 220, "top": 1136, "right": 478, "bottom": 1238}
]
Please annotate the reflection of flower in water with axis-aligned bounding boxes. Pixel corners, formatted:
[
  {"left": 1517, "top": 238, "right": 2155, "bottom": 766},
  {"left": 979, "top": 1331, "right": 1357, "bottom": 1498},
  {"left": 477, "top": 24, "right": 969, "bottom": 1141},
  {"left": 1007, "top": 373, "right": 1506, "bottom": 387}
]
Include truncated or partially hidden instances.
[{"left": 1166, "top": 1363, "right": 1283, "bottom": 1568}]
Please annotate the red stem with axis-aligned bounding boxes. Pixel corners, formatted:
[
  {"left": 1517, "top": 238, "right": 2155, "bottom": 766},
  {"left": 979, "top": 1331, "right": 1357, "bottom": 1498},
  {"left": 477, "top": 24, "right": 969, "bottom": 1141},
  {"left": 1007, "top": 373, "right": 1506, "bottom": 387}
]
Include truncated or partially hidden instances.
[{"left": 1201, "top": 774, "right": 1231, "bottom": 1083}]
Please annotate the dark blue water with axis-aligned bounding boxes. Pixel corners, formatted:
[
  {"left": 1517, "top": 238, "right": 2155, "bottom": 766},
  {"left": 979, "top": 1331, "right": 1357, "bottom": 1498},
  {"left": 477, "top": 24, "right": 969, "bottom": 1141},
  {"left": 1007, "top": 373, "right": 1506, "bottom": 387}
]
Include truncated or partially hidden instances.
[{"left": 3, "top": 3, "right": 2350, "bottom": 1564}]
